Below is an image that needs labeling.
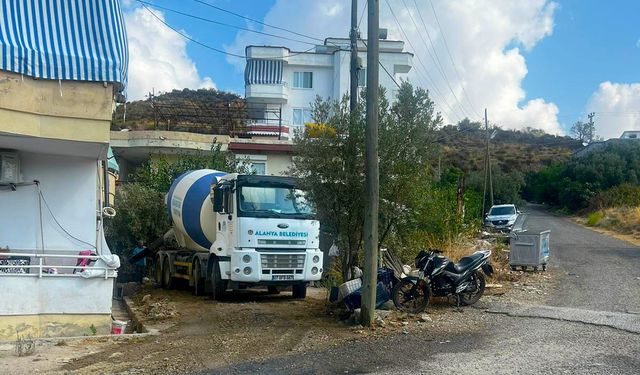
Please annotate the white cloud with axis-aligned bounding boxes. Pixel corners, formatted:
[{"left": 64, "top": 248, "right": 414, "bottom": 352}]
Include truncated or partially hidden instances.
[
  {"left": 585, "top": 82, "right": 640, "bottom": 139},
  {"left": 226, "top": 0, "right": 562, "bottom": 134},
  {"left": 124, "top": 7, "right": 215, "bottom": 100}
]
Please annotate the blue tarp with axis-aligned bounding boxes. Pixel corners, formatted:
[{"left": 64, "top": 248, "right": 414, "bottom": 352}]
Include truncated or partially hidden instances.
[{"left": 0, "top": 0, "right": 128, "bottom": 91}]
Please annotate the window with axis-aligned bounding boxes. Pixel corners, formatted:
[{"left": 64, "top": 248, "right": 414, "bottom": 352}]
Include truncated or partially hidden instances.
[
  {"left": 293, "top": 71, "right": 313, "bottom": 88},
  {"left": 236, "top": 154, "right": 267, "bottom": 175},
  {"left": 251, "top": 162, "right": 266, "bottom": 175},
  {"left": 489, "top": 206, "right": 516, "bottom": 216},
  {"left": 292, "top": 108, "right": 313, "bottom": 126},
  {"left": 239, "top": 186, "right": 314, "bottom": 216},
  {"left": 358, "top": 68, "right": 366, "bottom": 87}
]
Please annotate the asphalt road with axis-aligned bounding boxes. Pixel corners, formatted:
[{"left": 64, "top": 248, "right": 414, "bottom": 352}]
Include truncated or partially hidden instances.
[
  {"left": 524, "top": 206, "right": 640, "bottom": 313},
  {"left": 203, "top": 206, "right": 640, "bottom": 375}
]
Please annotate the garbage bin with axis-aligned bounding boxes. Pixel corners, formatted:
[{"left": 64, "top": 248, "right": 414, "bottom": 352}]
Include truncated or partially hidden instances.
[{"left": 509, "top": 219, "right": 550, "bottom": 271}]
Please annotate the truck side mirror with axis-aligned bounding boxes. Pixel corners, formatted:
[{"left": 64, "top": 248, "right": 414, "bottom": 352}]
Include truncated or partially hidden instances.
[{"left": 213, "top": 186, "right": 224, "bottom": 213}]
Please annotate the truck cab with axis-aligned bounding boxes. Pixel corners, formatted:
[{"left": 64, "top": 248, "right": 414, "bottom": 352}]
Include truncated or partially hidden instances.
[{"left": 211, "top": 174, "right": 323, "bottom": 296}]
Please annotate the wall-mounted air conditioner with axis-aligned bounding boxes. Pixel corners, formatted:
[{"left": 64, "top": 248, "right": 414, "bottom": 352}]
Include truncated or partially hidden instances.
[{"left": 0, "top": 151, "right": 21, "bottom": 184}]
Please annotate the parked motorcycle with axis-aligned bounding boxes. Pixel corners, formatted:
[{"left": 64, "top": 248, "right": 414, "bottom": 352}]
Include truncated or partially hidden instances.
[{"left": 392, "top": 249, "right": 494, "bottom": 313}]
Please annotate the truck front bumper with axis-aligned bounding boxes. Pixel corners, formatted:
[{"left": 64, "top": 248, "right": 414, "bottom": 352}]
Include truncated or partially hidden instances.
[{"left": 226, "top": 249, "right": 323, "bottom": 283}]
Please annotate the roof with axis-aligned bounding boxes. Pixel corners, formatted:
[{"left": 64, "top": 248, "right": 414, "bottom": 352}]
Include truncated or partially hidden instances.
[{"left": 0, "top": 0, "right": 128, "bottom": 93}]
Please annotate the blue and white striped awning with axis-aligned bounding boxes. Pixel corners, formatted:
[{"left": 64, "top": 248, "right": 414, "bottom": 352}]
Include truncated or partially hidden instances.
[
  {"left": 245, "top": 59, "right": 283, "bottom": 85},
  {"left": 0, "top": 0, "right": 128, "bottom": 92}
]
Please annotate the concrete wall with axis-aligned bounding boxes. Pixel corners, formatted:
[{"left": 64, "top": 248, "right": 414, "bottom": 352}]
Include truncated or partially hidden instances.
[
  {"left": 265, "top": 154, "right": 294, "bottom": 176},
  {"left": 0, "top": 71, "right": 113, "bottom": 144},
  {"left": 0, "top": 152, "right": 98, "bottom": 253},
  {"left": 0, "top": 277, "right": 114, "bottom": 339}
]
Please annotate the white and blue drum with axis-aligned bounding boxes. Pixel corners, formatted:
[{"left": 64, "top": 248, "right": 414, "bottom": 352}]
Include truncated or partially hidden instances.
[{"left": 165, "top": 169, "right": 227, "bottom": 252}]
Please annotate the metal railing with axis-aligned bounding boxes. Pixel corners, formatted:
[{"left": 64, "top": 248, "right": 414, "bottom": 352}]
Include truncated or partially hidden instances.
[{"left": 0, "top": 251, "right": 117, "bottom": 279}]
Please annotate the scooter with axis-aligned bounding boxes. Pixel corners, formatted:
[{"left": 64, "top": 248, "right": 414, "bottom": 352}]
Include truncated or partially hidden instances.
[{"left": 392, "top": 249, "right": 494, "bottom": 313}]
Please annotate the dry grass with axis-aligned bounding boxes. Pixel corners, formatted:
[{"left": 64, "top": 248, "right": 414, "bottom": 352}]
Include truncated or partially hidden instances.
[
  {"left": 426, "top": 235, "right": 515, "bottom": 283},
  {"left": 582, "top": 206, "right": 640, "bottom": 237}
]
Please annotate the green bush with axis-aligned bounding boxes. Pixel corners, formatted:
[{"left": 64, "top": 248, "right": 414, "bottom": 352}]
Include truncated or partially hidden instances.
[
  {"left": 586, "top": 211, "right": 603, "bottom": 226},
  {"left": 589, "top": 183, "right": 640, "bottom": 209}
]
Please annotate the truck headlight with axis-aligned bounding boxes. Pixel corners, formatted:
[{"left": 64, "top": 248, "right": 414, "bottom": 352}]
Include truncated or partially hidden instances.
[
  {"left": 242, "top": 255, "right": 251, "bottom": 263},
  {"left": 243, "top": 267, "right": 252, "bottom": 275},
  {"left": 312, "top": 255, "right": 320, "bottom": 263},
  {"left": 311, "top": 267, "right": 318, "bottom": 275}
]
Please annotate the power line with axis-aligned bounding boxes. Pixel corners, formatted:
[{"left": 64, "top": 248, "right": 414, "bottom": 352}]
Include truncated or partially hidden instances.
[
  {"left": 401, "top": 0, "right": 476, "bottom": 119},
  {"left": 382, "top": 0, "right": 463, "bottom": 122},
  {"left": 140, "top": 3, "right": 319, "bottom": 59},
  {"left": 137, "top": 0, "right": 319, "bottom": 47},
  {"left": 426, "top": 0, "right": 482, "bottom": 119},
  {"left": 140, "top": 3, "right": 245, "bottom": 59},
  {"left": 193, "top": 0, "right": 326, "bottom": 44}
]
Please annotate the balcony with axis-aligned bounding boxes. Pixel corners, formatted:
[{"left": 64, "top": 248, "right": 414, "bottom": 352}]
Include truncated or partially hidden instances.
[
  {"left": 246, "top": 119, "right": 290, "bottom": 140},
  {"left": 245, "top": 82, "right": 289, "bottom": 103}
]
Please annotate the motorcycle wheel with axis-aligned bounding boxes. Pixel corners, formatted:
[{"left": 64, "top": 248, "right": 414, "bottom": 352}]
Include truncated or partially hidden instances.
[
  {"left": 392, "top": 278, "right": 431, "bottom": 314},
  {"left": 459, "top": 271, "right": 486, "bottom": 306}
]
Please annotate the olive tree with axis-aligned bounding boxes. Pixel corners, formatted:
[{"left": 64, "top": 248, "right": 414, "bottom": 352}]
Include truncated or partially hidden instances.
[{"left": 291, "top": 82, "right": 442, "bottom": 280}]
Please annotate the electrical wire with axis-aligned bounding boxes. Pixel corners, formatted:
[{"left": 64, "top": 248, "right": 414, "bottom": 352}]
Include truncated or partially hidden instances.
[
  {"left": 140, "top": 3, "right": 321, "bottom": 59},
  {"left": 36, "top": 183, "right": 97, "bottom": 250},
  {"left": 397, "top": 0, "right": 475, "bottom": 120},
  {"left": 137, "top": 0, "right": 319, "bottom": 47},
  {"left": 140, "top": 3, "right": 245, "bottom": 59},
  {"left": 382, "top": 0, "right": 462, "bottom": 122},
  {"left": 427, "top": 0, "right": 481, "bottom": 118},
  {"left": 193, "top": 0, "right": 326, "bottom": 44}
]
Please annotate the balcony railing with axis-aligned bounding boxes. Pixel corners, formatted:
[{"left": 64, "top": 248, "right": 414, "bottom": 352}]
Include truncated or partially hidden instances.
[{"left": 0, "top": 250, "right": 118, "bottom": 279}]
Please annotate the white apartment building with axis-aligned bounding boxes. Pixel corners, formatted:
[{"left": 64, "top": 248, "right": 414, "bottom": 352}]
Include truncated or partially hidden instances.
[{"left": 244, "top": 37, "right": 413, "bottom": 138}]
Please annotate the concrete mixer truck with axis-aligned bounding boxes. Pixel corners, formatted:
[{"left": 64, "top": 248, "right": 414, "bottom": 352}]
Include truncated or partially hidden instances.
[{"left": 154, "top": 169, "right": 323, "bottom": 299}]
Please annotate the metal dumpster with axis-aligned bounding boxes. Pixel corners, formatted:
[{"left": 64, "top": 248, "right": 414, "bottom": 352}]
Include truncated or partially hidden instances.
[{"left": 509, "top": 215, "right": 550, "bottom": 271}]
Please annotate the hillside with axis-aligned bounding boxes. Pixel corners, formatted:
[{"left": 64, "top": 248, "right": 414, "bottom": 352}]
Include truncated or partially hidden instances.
[
  {"left": 111, "top": 88, "right": 246, "bottom": 134},
  {"left": 438, "top": 123, "right": 582, "bottom": 175}
]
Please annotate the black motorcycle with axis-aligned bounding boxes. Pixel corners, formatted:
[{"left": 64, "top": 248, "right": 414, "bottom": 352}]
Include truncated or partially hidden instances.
[{"left": 392, "top": 249, "right": 494, "bottom": 313}]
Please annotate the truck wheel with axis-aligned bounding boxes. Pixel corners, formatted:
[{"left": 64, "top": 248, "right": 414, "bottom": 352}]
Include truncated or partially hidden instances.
[
  {"left": 162, "top": 257, "right": 174, "bottom": 289},
  {"left": 210, "top": 258, "right": 227, "bottom": 301},
  {"left": 193, "top": 260, "right": 205, "bottom": 296},
  {"left": 292, "top": 283, "right": 307, "bottom": 299},
  {"left": 154, "top": 256, "right": 163, "bottom": 287}
]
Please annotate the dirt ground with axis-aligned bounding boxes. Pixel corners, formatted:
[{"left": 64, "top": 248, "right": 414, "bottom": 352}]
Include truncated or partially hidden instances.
[{"left": 0, "top": 268, "right": 554, "bottom": 375}]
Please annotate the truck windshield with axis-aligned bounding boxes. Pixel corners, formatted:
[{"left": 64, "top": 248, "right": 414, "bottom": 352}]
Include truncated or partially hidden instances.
[
  {"left": 238, "top": 186, "right": 315, "bottom": 217},
  {"left": 490, "top": 206, "right": 516, "bottom": 215}
]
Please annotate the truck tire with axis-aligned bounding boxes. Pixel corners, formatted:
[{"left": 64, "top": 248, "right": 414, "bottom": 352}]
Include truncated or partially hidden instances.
[
  {"left": 162, "top": 257, "right": 174, "bottom": 289},
  {"left": 154, "top": 256, "right": 163, "bottom": 287},
  {"left": 192, "top": 260, "right": 205, "bottom": 296},
  {"left": 292, "top": 283, "right": 307, "bottom": 299},
  {"left": 210, "top": 258, "right": 227, "bottom": 301}
]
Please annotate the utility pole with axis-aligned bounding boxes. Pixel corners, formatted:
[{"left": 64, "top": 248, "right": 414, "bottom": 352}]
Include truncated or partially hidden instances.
[
  {"left": 587, "top": 112, "right": 595, "bottom": 144},
  {"left": 350, "top": 0, "right": 358, "bottom": 112},
  {"left": 150, "top": 88, "right": 158, "bottom": 130},
  {"left": 361, "top": 0, "right": 379, "bottom": 327},
  {"left": 481, "top": 108, "right": 488, "bottom": 218},
  {"left": 486, "top": 109, "right": 494, "bottom": 206}
]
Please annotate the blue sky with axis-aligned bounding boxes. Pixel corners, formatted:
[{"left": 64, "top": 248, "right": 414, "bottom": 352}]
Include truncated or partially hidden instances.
[
  {"left": 123, "top": 0, "right": 640, "bottom": 137},
  {"left": 523, "top": 0, "right": 640, "bottom": 126}
]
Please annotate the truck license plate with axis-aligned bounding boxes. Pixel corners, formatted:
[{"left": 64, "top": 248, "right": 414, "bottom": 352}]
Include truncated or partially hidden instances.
[{"left": 272, "top": 275, "right": 294, "bottom": 281}]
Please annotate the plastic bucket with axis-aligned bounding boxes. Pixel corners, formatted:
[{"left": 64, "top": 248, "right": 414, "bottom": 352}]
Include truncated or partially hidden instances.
[{"left": 111, "top": 320, "right": 127, "bottom": 335}]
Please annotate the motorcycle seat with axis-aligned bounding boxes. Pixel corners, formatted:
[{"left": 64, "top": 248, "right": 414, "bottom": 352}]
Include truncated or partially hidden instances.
[{"left": 453, "top": 252, "right": 485, "bottom": 273}]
